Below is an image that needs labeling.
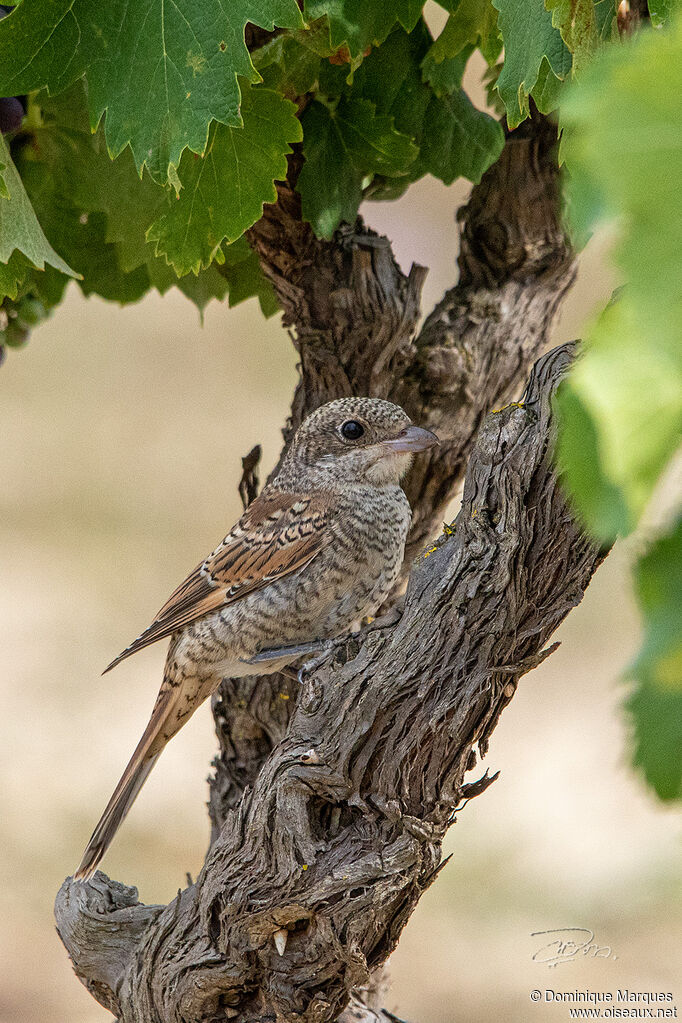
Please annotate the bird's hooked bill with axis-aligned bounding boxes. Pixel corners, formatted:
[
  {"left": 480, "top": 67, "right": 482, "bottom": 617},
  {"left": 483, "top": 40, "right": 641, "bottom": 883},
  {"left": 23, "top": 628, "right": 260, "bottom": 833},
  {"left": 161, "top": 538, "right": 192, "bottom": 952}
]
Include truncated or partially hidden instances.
[{"left": 382, "top": 425, "right": 439, "bottom": 454}]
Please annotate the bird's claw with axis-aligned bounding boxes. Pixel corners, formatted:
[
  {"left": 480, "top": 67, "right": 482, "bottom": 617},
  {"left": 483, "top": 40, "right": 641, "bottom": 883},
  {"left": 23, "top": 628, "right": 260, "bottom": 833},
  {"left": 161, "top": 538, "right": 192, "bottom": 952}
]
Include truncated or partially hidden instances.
[{"left": 297, "top": 640, "right": 335, "bottom": 685}]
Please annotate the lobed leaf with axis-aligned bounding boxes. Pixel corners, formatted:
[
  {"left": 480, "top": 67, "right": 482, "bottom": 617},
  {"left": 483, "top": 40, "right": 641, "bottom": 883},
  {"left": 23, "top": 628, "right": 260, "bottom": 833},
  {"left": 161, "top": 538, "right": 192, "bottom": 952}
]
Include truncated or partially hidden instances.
[
  {"left": 147, "top": 85, "right": 302, "bottom": 276},
  {"left": 416, "top": 87, "right": 504, "bottom": 186},
  {"left": 218, "top": 239, "right": 280, "bottom": 317},
  {"left": 427, "top": 0, "right": 501, "bottom": 66},
  {"left": 298, "top": 95, "right": 418, "bottom": 237},
  {"left": 492, "top": 0, "right": 571, "bottom": 127},
  {"left": 333, "top": 97, "right": 419, "bottom": 175},
  {"left": 303, "top": 0, "right": 425, "bottom": 58},
  {"left": 298, "top": 101, "right": 363, "bottom": 237},
  {"left": 531, "top": 55, "right": 564, "bottom": 114},
  {"left": 0, "top": 134, "right": 77, "bottom": 279},
  {"left": 348, "top": 24, "right": 503, "bottom": 191},
  {"left": 351, "top": 22, "right": 433, "bottom": 142},
  {"left": 422, "top": 46, "right": 473, "bottom": 97},
  {"left": 647, "top": 0, "right": 682, "bottom": 27},
  {"left": 631, "top": 516, "right": 682, "bottom": 692},
  {"left": 0, "top": 250, "right": 32, "bottom": 302},
  {"left": 255, "top": 32, "right": 324, "bottom": 98},
  {"left": 545, "top": 0, "right": 598, "bottom": 74},
  {"left": 0, "top": 0, "right": 303, "bottom": 184},
  {"left": 14, "top": 86, "right": 271, "bottom": 312}
]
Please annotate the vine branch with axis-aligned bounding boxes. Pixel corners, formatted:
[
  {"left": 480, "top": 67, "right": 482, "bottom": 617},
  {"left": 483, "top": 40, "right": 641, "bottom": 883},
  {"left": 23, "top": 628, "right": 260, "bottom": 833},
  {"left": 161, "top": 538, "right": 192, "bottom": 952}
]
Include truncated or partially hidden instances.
[
  {"left": 56, "top": 341, "right": 604, "bottom": 1023},
  {"left": 55, "top": 111, "right": 595, "bottom": 1023}
]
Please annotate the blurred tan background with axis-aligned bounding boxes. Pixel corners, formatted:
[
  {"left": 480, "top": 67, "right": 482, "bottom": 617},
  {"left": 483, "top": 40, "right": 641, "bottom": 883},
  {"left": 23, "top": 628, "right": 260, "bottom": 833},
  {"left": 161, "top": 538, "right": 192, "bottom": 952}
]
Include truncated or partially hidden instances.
[{"left": 1, "top": 98, "right": 681, "bottom": 1023}]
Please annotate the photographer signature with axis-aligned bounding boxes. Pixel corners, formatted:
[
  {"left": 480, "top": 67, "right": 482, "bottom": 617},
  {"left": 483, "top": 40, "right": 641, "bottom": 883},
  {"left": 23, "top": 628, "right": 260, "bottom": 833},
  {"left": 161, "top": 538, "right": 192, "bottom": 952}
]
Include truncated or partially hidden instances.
[{"left": 531, "top": 928, "right": 617, "bottom": 968}]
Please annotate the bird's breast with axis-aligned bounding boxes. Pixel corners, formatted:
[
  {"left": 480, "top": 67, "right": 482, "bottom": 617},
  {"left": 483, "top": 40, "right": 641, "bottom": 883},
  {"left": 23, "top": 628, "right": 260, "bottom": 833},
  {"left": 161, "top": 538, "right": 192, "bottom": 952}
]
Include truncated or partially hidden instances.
[
  {"left": 177, "top": 485, "right": 411, "bottom": 670},
  {"left": 317, "top": 483, "right": 411, "bottom": 625}
]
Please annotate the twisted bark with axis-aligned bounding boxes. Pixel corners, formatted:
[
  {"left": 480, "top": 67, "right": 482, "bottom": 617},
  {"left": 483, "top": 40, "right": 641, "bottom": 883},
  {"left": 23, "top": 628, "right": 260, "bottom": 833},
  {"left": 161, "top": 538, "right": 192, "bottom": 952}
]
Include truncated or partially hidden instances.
[
  {"left": 56, "top": 342, "right": 604, "bottom": 1022},
  {"left": 208, "top": 109, "right": 575, "bottom": 842},
  {"left": 55, "top": 112, "right": 595, "bottom": 1022}
]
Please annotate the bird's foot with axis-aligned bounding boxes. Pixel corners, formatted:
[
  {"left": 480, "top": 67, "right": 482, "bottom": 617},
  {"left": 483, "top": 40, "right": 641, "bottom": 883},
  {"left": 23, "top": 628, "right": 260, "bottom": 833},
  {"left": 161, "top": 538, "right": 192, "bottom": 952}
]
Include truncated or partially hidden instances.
[{"left": 297, "top": 640, "right": 335, "bottom": 685}]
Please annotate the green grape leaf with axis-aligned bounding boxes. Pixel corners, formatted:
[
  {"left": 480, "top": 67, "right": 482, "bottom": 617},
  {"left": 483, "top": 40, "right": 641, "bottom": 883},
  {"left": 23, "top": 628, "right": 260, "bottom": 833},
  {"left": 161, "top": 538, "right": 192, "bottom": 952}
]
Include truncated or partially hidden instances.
[
  {"left": 333, "top": 98, "right": 418, "bottom": 174},
  {"left": 417, "top": 88, "right": 504, "bottom": 185},
  {"left": 146, "top": 236, "right": 275, "bottom": 313},
  {"left": 298, "top": 101, "right": 363, "bottom": 237},
  {"left": 0, "top": 134, "right": 77, "bottom": 279},
  {"left": 175, "top": 267, "right": 230, "bottom": 313},
  {"left": 0, "top": 251, "right": 32, "bottom": 302},
  {"left": 647, "top": 0, "right": 681, "bottom": 27},
  {"left": 24, "top": 263, "right": 70, "bottom": 311},
  {"left": 557, "top": 303, "right": 681, "bottom": 537},
  {"left": 254, "top": 32, "right": 323, "bottom": 98},
  {"left": 18, "top": 155, "right": 149, "bottom": 303},
  {"left": 627, "top": 680, "right": 682, "bottom": 801},
  {"left": 626, "top": 516, "right": 682, "bottom": 801},
  {"left": 298, "top": 96, "right": 418, "bottom": 237},
  {"left": 351, "top": 21, "right": 502, "bottom": 188},
  {"left": 43, "top": 108, "right": 169, "bottom": 274},
  {"left": 218, "top": 240, "right": 280, "bottom": 316},
  {"left": 531, "top": 54, "right": 564, "bottom": 114},
  {"left": 352, "top": 23, "right": 433, "bottom": 142},
  {"left": 147, "top": 85, "right": 302, "bottom": 275},
  {"left": 303, "top": 0, "right": 425, "bottom": 58},
  {"left": 555, "top": 371, "right": 632, "bottom": 539},
  {"left": 0, "top": 0, "right": 303, "bottom": 185},
  {"left": 141, "top": 255, "right": 230, "bottom": 314},
  {"left": 428, "top": 0, "right": 501, "bottom": 66},
  {"left": 492, "top": 0, "right": 571, "bottom": 127},
  {"left": 28, "top": 87, "right": 169, "bottom": 285},
  {"left": 64, "top": 216, "right": 151, "bottom": 303},
  {"left": 32, "top": 85, "right": 270, "bottom": 311},
  {"left": 545, "top": 0, "right": 597, "bottom": 74},
  {"left": 594, "top": 0, "right": 618, "bottom": 38},
  {"left": 557, "top": 22, "right": 682, "bottom": 540},
  {"left": 422, "top": 45, "right": 473, "bottom": 97}
]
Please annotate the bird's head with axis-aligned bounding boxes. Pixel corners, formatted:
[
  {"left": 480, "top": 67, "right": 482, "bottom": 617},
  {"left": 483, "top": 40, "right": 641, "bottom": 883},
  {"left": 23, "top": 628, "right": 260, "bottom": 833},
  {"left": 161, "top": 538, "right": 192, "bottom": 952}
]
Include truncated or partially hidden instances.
[{"left": 278, "top": 397, "right": 439, "bottom": 488}]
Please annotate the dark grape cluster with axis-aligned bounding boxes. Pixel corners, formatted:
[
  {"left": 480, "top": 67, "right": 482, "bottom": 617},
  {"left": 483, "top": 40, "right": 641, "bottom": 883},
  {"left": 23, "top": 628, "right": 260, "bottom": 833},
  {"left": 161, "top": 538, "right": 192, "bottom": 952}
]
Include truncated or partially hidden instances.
[
  {"left": 0, "top": 95, "right": 24, "bottom": 133},
  {"left": 0, "top": 294, "right": 49, "bottom": 365},
  {"left": 0, "top": 5, "right": 25, "bottom": 135}
]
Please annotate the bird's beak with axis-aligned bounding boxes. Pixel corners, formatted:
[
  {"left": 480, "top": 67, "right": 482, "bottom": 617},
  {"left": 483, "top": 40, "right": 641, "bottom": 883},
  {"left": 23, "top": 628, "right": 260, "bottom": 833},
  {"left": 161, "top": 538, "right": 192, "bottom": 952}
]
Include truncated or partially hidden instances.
[{"left": 382, "top": 425, "right": 440, "bottom": 454}]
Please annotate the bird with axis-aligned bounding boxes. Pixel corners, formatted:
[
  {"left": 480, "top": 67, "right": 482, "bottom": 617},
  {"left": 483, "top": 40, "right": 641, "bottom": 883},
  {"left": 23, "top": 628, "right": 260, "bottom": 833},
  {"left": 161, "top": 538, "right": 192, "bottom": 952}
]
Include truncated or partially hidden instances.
[{"left": 74, "top": 397, "right": 438, "bottom": 881}]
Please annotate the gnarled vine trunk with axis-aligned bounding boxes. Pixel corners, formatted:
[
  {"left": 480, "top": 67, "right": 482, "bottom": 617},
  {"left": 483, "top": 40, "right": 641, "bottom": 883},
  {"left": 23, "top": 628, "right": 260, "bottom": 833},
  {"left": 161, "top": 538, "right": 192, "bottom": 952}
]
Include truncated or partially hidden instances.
[{"left": 55, "top": 111, "right": 604, "bottom": 1023}]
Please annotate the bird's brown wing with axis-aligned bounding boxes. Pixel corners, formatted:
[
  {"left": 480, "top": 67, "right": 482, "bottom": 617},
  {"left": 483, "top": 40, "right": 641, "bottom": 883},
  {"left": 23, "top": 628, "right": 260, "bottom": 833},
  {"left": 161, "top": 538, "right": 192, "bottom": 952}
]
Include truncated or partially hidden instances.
[{"left": 103, "top": 489, "right": 332, "bottom": 673}]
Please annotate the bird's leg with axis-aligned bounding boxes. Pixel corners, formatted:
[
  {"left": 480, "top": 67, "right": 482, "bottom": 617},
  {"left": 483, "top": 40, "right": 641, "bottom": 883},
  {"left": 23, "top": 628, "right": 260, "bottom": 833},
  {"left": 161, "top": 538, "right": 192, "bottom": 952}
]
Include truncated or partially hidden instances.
[
  {"left": 243, "top": 638, "right": 335, "bottom": 684},
  {"left": 243, "top": 640, "right": 329, "bottom": 666},
  {"left": 246, "top": 613, "right": 401, "bottom": 686}
]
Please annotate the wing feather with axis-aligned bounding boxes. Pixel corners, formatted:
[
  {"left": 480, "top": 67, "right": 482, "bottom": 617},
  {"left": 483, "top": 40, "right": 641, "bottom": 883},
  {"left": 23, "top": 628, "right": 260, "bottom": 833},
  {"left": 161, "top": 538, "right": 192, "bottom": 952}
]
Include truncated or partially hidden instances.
[{"left": 103, "top": 490, "right": 331, "bottom": 673}]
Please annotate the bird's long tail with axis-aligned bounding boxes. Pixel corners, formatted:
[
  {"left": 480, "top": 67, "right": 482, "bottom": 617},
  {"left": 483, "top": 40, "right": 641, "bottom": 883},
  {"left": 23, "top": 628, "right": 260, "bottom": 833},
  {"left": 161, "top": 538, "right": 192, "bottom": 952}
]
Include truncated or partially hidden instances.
[{"left": 73, "top": 689, "right": 180, "bottom": 882}]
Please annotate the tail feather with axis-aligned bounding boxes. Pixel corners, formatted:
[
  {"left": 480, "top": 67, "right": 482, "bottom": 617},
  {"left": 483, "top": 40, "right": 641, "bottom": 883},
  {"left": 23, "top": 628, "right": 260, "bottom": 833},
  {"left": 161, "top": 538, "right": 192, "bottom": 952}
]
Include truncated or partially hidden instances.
[
  {"left": 74, "top": 753, "right": 160, "bottom": 881},
  {"left": 73, "top": 689, "right": 180, "bottom": 881}
]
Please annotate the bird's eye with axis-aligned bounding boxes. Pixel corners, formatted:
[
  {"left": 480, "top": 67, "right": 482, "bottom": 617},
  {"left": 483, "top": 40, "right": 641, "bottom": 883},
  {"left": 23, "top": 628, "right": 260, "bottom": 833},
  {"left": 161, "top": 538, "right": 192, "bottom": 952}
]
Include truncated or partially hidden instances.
[{"left": 340, "top": 419, "right": 365, "bottom": 441}]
